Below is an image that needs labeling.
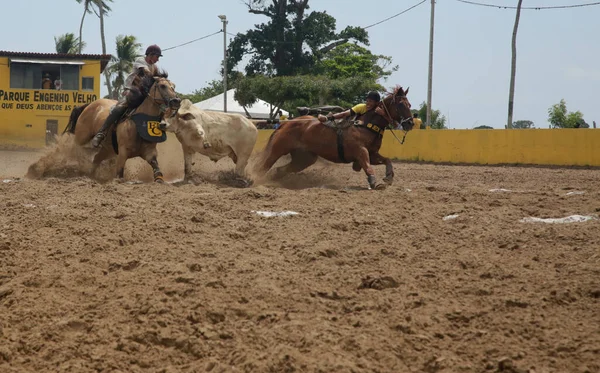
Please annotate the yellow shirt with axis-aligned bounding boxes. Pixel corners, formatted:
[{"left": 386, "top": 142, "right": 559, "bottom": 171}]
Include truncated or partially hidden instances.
[
  {"left": 351, "top": 103, "right": 368, "bottom": 116},
  {"left": 413, "top": 118, "right": 422, "bottom": 129},
  {"left": 279, "top": 114, "right": 288, "bottom": 121}
]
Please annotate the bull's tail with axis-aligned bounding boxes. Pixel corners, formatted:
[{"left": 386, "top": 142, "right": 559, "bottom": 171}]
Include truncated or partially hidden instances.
[{"left": 63, "top": 103, "right": 91, "bottom": 134}]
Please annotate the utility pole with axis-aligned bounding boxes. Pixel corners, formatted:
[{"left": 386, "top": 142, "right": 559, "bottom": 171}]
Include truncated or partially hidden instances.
[
  {"left": 507, "top": 0, "right": 523, "bottom": 129},
  {"left": 427, "top": 0, "right": 435, "bottom": 128},
  {"left": 218, "top": 15, "right": 228, "bottom": 112}
]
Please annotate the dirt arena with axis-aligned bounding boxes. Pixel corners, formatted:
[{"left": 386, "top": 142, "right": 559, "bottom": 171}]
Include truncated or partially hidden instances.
[{"left": 1, "top": 137, "right": 599, "bottom": 373}]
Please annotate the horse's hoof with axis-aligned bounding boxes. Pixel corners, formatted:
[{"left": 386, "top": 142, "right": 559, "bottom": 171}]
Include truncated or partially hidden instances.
[
  {"left": 154, "top": 178, "right": 164, "bottom": 184},
  {"left": 235, "top": 178, "right": 252, "bottom": 188},
  {"left": 374, "top": 183, "right": 387, "bottom": 190},
  {"left": 383, "top": 177, "right": 394, "bottom": 185},
  {"left": 91, "top": 133, "right": 106, "bottom": 148}
]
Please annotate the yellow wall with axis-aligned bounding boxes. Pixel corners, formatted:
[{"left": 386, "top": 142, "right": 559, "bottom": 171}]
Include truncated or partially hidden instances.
[
  {"left": 0, "top": 57, "right": 102, "bottom": 148},
  {"left": 254, "top": 128, "right": 600, "bottom": 167}
]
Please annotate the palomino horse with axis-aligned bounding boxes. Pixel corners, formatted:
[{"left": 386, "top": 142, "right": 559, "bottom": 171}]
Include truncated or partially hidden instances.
[
  {"left": 63, "top": 71, "right": 180, "bottom": 182},
  {"left": 255, "top": 86, "right": 414, "bottom": 190}
]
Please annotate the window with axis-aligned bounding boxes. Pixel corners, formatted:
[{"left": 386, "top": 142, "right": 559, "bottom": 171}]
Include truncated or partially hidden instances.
[
  {"left": 82, "top": 77, "right": 94, "bottom": 91},
  {"left": 10, "top": 62, "right": 80, "bottom": 90}
]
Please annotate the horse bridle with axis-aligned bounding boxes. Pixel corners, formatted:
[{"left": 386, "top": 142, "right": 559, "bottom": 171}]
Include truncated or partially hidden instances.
[
  {"left": 380, "top": 93, "right": 412, "bottom": 145},
  {"left": 149, "top": 78, "right": 178, "bottom": 115}
]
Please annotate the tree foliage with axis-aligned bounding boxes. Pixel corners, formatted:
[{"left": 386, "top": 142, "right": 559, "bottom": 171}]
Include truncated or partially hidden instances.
[
  {"left": 473, "top": 125, "right": 494, "bottom": 130},
  {"left": 228, "top": 0, "right": 370, "bottom": 77},
  {"left": 314, "top": 43, "right": 397, "bottom": 80},
  {"left": 54, "top": 33, "right": 84, "bottom": 54},
  {"left": 414, "top": 102, "right": 446, "bottom": 129},
  {"left": 187, "top": 1, "right": 400, "bottom": 119},
  {"left": 548, "top": 99, "right": 588, "bottom": 128},
  {"left": 235, "top": 74, "right": 382, "bottom": 119},
  {"left": 512, "top": 120, "right": 534, "bottom": 129},
  {"left": 106, "top": 35, "right": 141, "bottom": 98}
]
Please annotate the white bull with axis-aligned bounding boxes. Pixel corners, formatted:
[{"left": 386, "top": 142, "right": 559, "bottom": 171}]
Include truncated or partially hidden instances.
[{"left": 160, "top": 99, "right": 258, "bottom": 180}]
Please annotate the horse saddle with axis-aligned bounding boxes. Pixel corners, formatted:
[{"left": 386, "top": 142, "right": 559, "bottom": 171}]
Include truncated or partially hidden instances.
[
  {"left": 109, "top": 105, "right": 135, "bottom": 124},
  {"left": 322, "top": 118, "right": 354, "bottom": 131},
  {"left": 297, "top": 105, "right": 345, "bottom": 116}
]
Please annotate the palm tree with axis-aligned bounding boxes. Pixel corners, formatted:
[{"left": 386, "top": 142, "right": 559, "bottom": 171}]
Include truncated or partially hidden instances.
[
  {"left": 507, "top": 0, "right": 523, "bottom": 129},
  {"left": 89, "top": 0, "right": 115, "bottom": 97},
  {"left": 55, "top": 33, "right": 85, "bottom": 54},
  {"left": 75, "top": 0, "right": 93, "bottom": 53},
  {"left": 108, "top": 35, "right": 141, "bottom": 97}
]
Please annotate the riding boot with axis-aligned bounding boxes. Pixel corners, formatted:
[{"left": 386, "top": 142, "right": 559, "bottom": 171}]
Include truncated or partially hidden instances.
[{"left": 91, "top": 105, "right": 128, "bottom": 148}]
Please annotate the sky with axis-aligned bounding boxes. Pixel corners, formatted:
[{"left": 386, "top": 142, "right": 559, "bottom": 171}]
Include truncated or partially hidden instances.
[{"left": 2, "top": 0, "right": 598, "bottom": 129}]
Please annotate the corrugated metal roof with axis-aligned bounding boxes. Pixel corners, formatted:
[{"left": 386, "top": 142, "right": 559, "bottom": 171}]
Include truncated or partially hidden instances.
[{"left": 0, "top": 51, "right": 112, "bottom": 72}]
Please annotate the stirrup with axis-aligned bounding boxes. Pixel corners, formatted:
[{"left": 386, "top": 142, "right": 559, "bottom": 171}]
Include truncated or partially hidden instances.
[{"left": 91, "top": 132, "right": 106, "bottom": 148}]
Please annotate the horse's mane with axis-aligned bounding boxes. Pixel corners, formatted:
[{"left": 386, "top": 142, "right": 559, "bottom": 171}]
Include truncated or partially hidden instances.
[
  {"left": 139, "top": 68, "right": 169, "bottom": 95},
  {"left": 392, "top": 85, "right": 405, "bottom": 96}
]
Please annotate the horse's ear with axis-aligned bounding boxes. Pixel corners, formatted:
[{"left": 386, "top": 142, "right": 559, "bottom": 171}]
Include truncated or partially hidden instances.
[{"left": 405, "top": 87, "right": 410, "bottom": 95}]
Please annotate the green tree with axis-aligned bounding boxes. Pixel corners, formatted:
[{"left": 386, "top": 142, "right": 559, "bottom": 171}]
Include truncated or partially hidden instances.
[
  {"left": 512, "top": 120, "right": 534, "bottom": 129},
  {"left": 548, "top": 99, "right": 587, "bottom": 128},
  {"left": 106, "top": 35, "right": 141, "bottom": 98},
  {"left": 228, "top": 0, "right": 369, "bottom": 77},
  {"left": 415, "top": 102, "right": 446, "bottom": 129},
  {"left": 314, "top": 42, "right": 397, "bottom": 80},
  {"left": 54, "top": 33, "right": 85, "bottom": 54},
  {"left": 235, "top": 74, "right": 381, "bottom": 119},
  {"left": 474, "top": 125, "right": 494, "bottom": 130}
]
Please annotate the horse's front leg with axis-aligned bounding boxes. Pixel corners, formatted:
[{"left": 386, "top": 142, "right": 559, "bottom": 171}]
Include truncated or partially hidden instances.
[
  {"left": 115, "top": 149, "right": 128, "bottom": 182},
  {"left": 356, "top": 148, "right": 386, "bottom": 190},
  {"left": 371, "top": 152, "right": 394, "bottom": 185},
  {"left": 142, "top": 146, "right": 163, "bottom": 183}
]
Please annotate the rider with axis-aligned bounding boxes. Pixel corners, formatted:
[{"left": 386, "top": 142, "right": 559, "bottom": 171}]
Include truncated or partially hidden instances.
[
  {"left": 318, "top": 91, "right": 388, "bottom": 123},
  {"left": 91, "top": 44, "right": 163, "bottom": 148}
]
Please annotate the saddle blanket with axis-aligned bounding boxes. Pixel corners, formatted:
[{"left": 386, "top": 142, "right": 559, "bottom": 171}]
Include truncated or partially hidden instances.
[{"left": 131, "top": 113, "right": 166, "bottom": 143}]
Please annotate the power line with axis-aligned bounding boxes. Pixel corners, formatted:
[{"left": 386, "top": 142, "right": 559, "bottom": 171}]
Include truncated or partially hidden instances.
[
  {"left": 364, "top": 0, "right": 427, "bottom": 29},
  {"left": 455, "top": 0, "right": 600, "bottom": 10},
  {"left": 225, "top": 0, "right": 427, "bottom": 45},
  {"left": 162, "top": 30, "right": 223, "bottom": 52}
]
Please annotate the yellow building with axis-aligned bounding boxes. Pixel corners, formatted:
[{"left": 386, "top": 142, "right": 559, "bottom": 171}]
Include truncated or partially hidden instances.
[{"left": 0, "top": 50, "right": 111, "bottom": 148}]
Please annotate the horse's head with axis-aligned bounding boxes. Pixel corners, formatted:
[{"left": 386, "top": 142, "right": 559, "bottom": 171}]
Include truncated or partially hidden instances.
[
  {"left": 382, "top": 86, "right": 414, "bottom": 131},
  {"left": 142, "top": 71, "right": 181, "bottom": 111}
]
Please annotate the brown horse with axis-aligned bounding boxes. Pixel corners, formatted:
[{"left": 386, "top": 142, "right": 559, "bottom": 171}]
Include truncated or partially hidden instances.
[
  {"left": 255, "top": 86, "right": 414, "bottom": 190},
  {"left": 63, "top": 71, "right": 180, "bottom": 182}
]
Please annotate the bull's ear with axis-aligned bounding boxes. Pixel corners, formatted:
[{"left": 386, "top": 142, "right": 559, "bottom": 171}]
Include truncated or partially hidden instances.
[
  {"left": 176, "top": 99, "right": 195, "bottom": 117},
  {"left": 179, "top": 113, "right": 195, "bottom": 121}
]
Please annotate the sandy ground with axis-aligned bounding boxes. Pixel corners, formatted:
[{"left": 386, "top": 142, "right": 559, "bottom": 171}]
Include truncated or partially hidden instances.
[{"left": 0, "top": 137, "right": 599, "bottom": 373}]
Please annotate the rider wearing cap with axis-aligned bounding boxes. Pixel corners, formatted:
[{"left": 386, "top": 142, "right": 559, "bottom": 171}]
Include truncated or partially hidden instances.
[
  {"left": 318, "top": 91, "right": 387, "bottom": 123},
  {"left": 91, "top": 44, "right": 163, "bottom": 148}
]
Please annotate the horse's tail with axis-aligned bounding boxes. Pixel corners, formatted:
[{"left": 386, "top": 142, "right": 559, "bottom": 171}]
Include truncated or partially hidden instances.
[{"left": 63, "top": 103, "right": 91, "bottom": 134}]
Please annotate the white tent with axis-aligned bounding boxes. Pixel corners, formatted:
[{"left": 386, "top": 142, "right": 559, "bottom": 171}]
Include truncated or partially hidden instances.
[{"left": 193, "top": 89, "right": 288, "bottom": 119}]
